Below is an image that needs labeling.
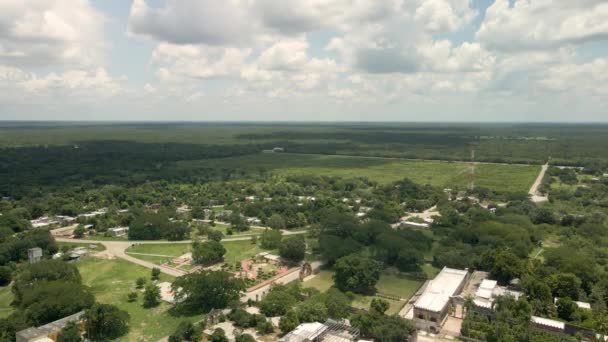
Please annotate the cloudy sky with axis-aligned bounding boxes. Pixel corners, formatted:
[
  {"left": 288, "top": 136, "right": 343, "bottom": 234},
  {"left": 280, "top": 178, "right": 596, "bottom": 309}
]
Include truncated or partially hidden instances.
[{"left": 0, "top": 0, "right": 607, "bottom": 122}]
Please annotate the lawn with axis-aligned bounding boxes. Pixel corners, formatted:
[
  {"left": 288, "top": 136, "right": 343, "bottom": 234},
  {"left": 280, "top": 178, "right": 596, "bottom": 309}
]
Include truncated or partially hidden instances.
[
  {"left": 179, "top": 153, "right": 539, "bottom": 193},
  {"left": 303, "top": 270, "right": 424, "bottom": 315},
  {"left": 75, "top": 257, "right": 199, "bottom": 341},
  {"left": 303, "top": 270, "right": 334, "bottom": 292},
  {"left": 0, "top": 286, "right": 13, "bottom": 319},
  {"left": 126, "top": 240, "right": 263, "bottom": 266}
]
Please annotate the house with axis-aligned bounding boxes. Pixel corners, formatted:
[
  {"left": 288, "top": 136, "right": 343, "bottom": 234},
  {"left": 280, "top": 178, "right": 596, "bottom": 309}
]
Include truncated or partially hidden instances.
[
  {"left": 473, "top": 279, "right": 522, "bottom": 310},
  {"left": 30, "top": 217, "right": 59, "bottom": 228},
  {"left": 246, "top": 217, "right": 261, "bottom": 225},
  {"left": 413, "top": 267, "right": 469, "bottom": 333},
  {"left": 176, "top": 206, "right": 191, "bottom": 214},
  {"left": 107, "top": 227, "right": 129, "bottom": 237},
  {"left": 16, "top": 311, "right": 84, "bottom": 342}
]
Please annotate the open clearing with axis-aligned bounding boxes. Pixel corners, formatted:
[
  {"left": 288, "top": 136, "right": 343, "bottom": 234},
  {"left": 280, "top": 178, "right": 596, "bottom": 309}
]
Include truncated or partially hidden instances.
[
  {"left": 126, "top": 240, "right": 264, "bottom": 266},
  {"left": 179, "top": 153, "right": 539, "bottom": 193},
  {"left": 76, "top": 257, "right": 199, "bottom": 342},
  {"left": 303, "top": 270, "right": 423, "bottom": 315}
]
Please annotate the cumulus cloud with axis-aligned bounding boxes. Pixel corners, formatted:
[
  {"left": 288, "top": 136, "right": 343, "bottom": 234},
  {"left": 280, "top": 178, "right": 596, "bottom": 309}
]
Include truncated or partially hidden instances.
[
  {"left": 540, "top": 58, "right": 608, "bottom": 95},
  {"left": 129, "top": 0, "right": 260, "bottom": 46},
  {"left": 477, "top": 0, "right": 608, "bottom": 51},
  {"left": 0, "top": 0, "right": 105, "bottom": 66}
]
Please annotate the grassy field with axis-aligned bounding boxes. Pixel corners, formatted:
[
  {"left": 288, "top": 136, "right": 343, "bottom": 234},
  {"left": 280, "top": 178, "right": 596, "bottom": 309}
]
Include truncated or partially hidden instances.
[
  {"left": 303, "top": 270, "right": 424, "bottom": 315},
  {"left": 0, "top": 286, "right": 13, "bottom": 319},
  {"left": 179, "top": 153, "right": 539, "bottom": 193},
  {"left": 126, "top": 240, "right": 263, "bottom": 266},
  {"left": 76, "top": 257, "right": 199, "bottom": 341}
]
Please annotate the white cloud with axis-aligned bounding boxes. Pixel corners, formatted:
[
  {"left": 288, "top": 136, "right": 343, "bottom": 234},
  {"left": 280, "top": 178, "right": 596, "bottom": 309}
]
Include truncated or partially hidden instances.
[
  {"left": 414, "top": 0, "right": 477, "bottom": 32},
  {"left": 540, "top": 58, "right": 608, "bottom": 95},
  {"left": 477, "top": 0, "right": 608, "bottom": 51},
  {"left": 0, "top": 0, "right": 105, "bottom": 66},
  {"left": 129, "top": 0, "right": 260, "bottom": 46},
  {"left": 151, "top": 43, "right": 252, "bottom": 81}
]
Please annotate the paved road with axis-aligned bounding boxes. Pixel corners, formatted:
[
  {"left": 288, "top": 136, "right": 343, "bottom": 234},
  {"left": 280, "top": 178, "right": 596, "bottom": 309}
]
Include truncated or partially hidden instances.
[
  {"left": 529, "top": 163, "right": 549, "bottom": 203},
  {"left": 56, "top": 230, "right": 307, "bottom": 277}
]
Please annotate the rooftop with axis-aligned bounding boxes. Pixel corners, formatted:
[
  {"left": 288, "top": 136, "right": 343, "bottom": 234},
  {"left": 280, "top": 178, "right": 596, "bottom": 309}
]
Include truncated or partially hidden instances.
[{"left": 414, "top": 267, "right": 468, "bottom": 313}]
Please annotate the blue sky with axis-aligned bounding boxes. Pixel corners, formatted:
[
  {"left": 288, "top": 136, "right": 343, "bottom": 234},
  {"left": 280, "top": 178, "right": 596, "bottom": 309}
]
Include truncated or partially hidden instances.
[{"left": 0, "top": 0, "right": 607, "bottom": 122}]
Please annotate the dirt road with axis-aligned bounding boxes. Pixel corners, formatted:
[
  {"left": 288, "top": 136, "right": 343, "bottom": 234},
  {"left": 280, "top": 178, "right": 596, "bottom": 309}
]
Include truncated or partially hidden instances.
[{"left": 529, "top": 163, "right": 549, "bottom": 203}]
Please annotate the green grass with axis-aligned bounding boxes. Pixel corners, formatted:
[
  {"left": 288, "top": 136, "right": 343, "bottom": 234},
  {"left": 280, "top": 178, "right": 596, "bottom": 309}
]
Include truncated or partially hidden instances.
[
  {"left": 75, "top": 257, "right": 199, "bottom": 342},
  {"left": 303, "top": 270, "right": 334, "bottom": 292},
  {"left": 222, "top": 240, "right": 263, "bottom": 264},
  {"left": 126, "top": 240, "right": 263, "bottom": 266},
  {"left": 303, "top": 270, "right": 423, "bottom": 315},
  {"left": 375, "top": 273, "right": 424, "bottom": 299},
  {"left": 179, "top": 153, "right": 539, "bottom": 193},
  {"left": 0, "top": 286, "right": 13, "bottom": 319}
]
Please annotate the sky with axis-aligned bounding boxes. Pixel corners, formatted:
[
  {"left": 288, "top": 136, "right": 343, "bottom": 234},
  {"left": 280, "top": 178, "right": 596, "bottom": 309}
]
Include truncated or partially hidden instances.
[{"left": 0, "top": 0, "right": 607, "bottom": 122}]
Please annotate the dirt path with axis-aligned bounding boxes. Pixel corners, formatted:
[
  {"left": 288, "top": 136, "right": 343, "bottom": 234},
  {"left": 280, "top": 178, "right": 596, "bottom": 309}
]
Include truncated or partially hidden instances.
[{"left": 529, "top": 163, "right": 549, "bottom": 203}]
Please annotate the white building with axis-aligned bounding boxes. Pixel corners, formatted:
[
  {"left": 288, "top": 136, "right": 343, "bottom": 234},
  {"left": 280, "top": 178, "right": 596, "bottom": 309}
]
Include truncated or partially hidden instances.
[
  {"left": 474, "top": 279, "right": 523, "bottom": 310},
  {"left": 107, "top": 227, "right": 129, "bottom": 237},
  {"left": 413, "top": 267, "right": 469, "bottom": 333}
]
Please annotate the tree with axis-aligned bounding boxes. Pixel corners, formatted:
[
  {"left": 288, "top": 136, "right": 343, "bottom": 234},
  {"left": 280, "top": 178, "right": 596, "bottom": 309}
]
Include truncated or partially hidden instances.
[
  {"left": 135, "top": 277, "right": 145, "bottom": 289},
  {"left": 84, "top": 303, "right": 130, "bottom": 341},
  {"left": 165, "top": 224, "right": 190, "bottom": 241},
  {"left": 260, "top": 288, "right": 298, "bottom": 316},
  {"left": 172, "top": 271, "right": 244, "bottom": 314},
  {"left": 192, "top": 240, "right": 226, "bottom": 265},
  {"left": 557, "top": 298, "right": 578, "bottom": 321},
  {"left": 0, "top": 266, "right": 12, "bottom": 286},
  {"left": 333, "top": 254, "right": 380, "bottom": 294},
  {"left": 370, "top": 298, "right": 390, "bottom": 314},
  {"left": 127, "top": 292, "right": 138, "bottom": 303},
  {"left": 73, "top": 226, "right": 85, "bottom": 239},
  {"left": 207, "top": 229, "right": 224, "bottom": 242},
  {"left": 150, "top": 267, "right": 160, "bottom": 280},
  {"left": 319, "top": 235, "right": 362, "bottom": 264},
  {"left": 268, "top": 214, "right": 286, "bottom": 230},
  {"left": 143, "top": 283, "right": 160, "bottom": 308},
  {"left": 191, "top": 206, "right": 205, "bottom": 220},
  {"left": 210, "top": 328, "right": 228, "bottom": 342},
  {"left": 128, "top": 212, "right": 172, "bottom": 240},
  {"left": 279, "top": 236, "right": 305, "bottom": 263},
  {"left": 151, "top": 267, "right": 161, "bottom": 281},
  {"left": 256, "top": 320, "right": 274, "bottom": 335},
  {"left": 235, "top": 334, "right": 256, "bottom": 342},
  {"left": 56, "top": 321, "right": 81, "bottom": 342},
  {"left": 169, "top": 321, "right": 195, "bottom": 342},
  {"left": 20, "top": 280, "right": 94, "bottom": 326},
  {"left": 351, "top": 311, "right": 415, "bottom": 341},
  {"left": 323, "top": 289, "right": 352, "bottom": 319},
  {"left": 551, "top": 273, "right": 582, "bottom": 300},
  {"left": 279, "top": 310, "right": 299, "bottom": 335},
  {"left": 488, "top": 250, "right": 523, "bottom": 285},
  {"left": 13, "top": 260, "right": 82, "bottom": 303},
  {"left": 260, "top": 229, "right": 282, "bottom": 249},
  {"left": 296, "top": 301, "right": 328, "bottom": 323}
]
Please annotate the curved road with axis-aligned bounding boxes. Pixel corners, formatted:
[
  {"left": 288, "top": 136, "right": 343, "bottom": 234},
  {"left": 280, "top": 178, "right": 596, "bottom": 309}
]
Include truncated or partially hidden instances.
[{"left": 56, "top": 230, "right": 307, "bottom": 277}]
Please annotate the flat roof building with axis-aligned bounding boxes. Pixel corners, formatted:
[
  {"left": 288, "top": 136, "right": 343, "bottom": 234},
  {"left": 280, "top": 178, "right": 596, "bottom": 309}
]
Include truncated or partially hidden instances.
[
  {"left": 413, "top": 267, "right": 469, "bottom": 333},
  {"left": 16, "top": 311, "right": 84, "bottom": 342}
]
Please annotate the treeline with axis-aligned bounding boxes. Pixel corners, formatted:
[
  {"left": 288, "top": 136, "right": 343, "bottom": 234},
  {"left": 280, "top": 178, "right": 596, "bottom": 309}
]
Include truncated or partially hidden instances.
[{"left": 0, "top": 141, "right": 262, "bottom": 197}]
